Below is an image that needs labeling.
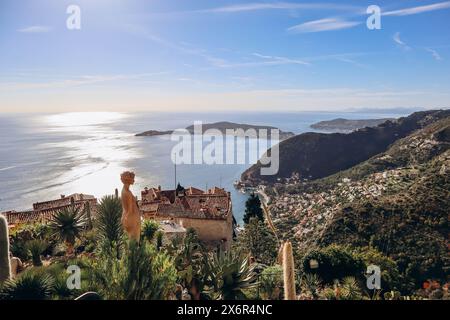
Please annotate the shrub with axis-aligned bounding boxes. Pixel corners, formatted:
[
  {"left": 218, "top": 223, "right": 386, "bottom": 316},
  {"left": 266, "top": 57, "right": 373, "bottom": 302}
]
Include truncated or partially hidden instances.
[
  {"left": 9, "top": 223, "right": 55, "bottom": 261},
  {"left": 260, "top": 265, "right": 283, "bottom": 300},
  {"left": 354, "top": 247, "right": 404, "bottom": 292},
  {"left": 141, "top": 220, "right": 160, "bottom": 242},
  {"left": 87, "top": 241, "right": 177, "bottom": 300},
  {"left": 302, "top": 244, "right": 365, "bottom": 284}
]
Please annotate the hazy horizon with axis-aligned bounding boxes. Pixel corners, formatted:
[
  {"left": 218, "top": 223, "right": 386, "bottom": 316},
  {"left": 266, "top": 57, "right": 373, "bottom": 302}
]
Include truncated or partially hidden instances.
[{"left": 1, "top": 0, "right": 450, "bottom": 113}]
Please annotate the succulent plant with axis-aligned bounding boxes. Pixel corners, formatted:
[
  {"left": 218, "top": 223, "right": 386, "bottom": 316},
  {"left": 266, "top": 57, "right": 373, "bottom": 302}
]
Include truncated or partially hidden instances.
[
  {"left": 26, "top": 239, "right": 47, "bottom": 267},
  {"left": 282, "top": 241, "right": 296, "bottom": 300},
  {"left": 0, "top": 214, "right": 11, "bottom": 284}
]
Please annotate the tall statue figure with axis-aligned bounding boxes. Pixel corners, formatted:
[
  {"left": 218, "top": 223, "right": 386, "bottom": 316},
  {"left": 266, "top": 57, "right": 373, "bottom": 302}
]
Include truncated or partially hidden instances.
[{"left": 120, "top": 171, "right": 141, "bottom": 242}]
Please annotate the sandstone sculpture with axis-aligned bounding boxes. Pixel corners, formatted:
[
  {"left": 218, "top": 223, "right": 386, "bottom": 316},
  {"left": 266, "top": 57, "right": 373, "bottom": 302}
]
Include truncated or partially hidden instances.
[{"left": 120, "top": 171, "right": 141, "bottom": 242}]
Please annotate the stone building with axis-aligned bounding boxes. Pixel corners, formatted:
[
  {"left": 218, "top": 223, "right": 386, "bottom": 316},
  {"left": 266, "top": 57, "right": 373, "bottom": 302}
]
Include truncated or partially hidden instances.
[
  {"left": 3, "top": 193, "right": 97, "bottom": 227},
  {"left": 139, "top": 184, "right": 234, "bottom": 249}
]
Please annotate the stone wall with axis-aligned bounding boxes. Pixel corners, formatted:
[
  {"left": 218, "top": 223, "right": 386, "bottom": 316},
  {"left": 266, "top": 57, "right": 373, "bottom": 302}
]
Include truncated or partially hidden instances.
[{"left": 155, "top": 211, "right": 233, "bottom": 249}]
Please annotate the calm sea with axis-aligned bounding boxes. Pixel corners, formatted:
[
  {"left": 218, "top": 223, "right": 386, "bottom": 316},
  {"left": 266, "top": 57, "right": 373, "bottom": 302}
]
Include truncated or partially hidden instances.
[{"left": 0, "top": 110, "right": 408, "bottom": 224}]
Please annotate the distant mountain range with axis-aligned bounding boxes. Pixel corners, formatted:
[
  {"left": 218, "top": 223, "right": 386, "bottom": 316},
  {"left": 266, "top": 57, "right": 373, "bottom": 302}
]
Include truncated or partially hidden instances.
[
  {"left": 310, "top": 118, "right": 395, "bottom": 133},
  {"left": 241, "top": 109, "right": 450, "bottom": 184}
]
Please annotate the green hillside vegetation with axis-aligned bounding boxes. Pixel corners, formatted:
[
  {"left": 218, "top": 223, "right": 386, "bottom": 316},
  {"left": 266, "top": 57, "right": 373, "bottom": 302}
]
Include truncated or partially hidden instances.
[{"left": 268, "top": 115, "right": 449, "bottom": 294}]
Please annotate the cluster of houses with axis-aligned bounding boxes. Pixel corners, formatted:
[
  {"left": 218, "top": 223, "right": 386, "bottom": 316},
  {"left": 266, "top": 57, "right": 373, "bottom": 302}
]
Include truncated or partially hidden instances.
[
  {"left": 267, "top": 168, "right": 408, "bottom": 250},
  {"left": 2, "top": 184, "right": 234, "bottom": 249}
]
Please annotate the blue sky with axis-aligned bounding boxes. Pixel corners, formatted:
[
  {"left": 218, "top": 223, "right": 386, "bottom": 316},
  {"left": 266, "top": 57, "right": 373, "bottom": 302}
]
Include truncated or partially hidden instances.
[{"left": 0, "top": 0, "right": 450, "bottom": 112}]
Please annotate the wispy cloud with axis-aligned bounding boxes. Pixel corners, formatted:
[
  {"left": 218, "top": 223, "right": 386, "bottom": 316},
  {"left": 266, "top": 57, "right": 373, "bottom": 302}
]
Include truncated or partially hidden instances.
[
  {"left": 251, "top": 53, "right": 310, "bottom": 66},
  {"left": 203, "top": 2, "right": 359, "bottom": 13},
  {"left": 17, "top": 26, "right": 51, "bottom": 33},
  {"left": 425, "top": 48, "right": 443, "bottom": 61},
  {"left": 125, "top": 25, "right": 311, "bottom": 69},
  {"left": 393, "top": 32, "right": 411, "bottom": 50},
  {"left": 123, "top": 25, "right": 230, "bottom": 68},
  {"left": 384, "top": 1, "right": 450, "bottom": 16},
  {"left": 287, "top": 18, "right": 361, "bottom": 33}
]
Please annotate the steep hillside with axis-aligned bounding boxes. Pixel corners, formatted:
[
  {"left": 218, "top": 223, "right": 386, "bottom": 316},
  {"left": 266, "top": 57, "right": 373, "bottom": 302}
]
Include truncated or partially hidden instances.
[
  {"left": 267, "top": 116, "right": 450, "bottom": 288},
  {"left": 242, "top": 109, "right": 450, "bottom": 184}
]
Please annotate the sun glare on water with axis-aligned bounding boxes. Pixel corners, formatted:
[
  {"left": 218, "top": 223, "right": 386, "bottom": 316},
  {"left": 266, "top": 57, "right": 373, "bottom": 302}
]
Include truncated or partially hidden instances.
[
  {"left": 45, "top": 112, "right": 127, "bottom": 128},
  {"left": 40, "top": 111, "right": 140, "bottom": 199}
]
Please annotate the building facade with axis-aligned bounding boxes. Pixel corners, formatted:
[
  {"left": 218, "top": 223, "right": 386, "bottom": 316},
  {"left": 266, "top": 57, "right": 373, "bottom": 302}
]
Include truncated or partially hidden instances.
[{"left": 140, "top": 185, "right": 233, "bottom": 249}]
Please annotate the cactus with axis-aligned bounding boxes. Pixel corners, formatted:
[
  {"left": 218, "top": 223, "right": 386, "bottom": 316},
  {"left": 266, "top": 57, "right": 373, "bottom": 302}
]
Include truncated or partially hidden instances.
[
  {"left": 277, "top": 241, "right": 285, "bottom": 265},
  {"left": 0, "top": 214, "right": 12, "bottom": 283},
  {"left": 282, "top": 241, "right": 296, "bottom": 300}
]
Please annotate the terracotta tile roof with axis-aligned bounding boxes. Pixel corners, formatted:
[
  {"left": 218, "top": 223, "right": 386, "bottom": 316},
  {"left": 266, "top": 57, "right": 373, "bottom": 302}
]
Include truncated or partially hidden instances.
[
  {"left": 3, "top": 197, "right": 97, "bottom": 226},
  {"left": 139, "top": 186, "right": 231, "bottom": 220}
]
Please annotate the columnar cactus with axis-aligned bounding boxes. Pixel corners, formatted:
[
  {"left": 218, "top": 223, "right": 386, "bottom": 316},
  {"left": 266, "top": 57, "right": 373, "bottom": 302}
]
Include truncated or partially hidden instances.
[
  {"left": 0, "top": 214, "right": 12, "bottom": 284},
  {"left": 277, "top": 241, "right": 285, "bottom": 265},
  {"left": 282, "top": 241, "right": 296, "bottom": 300}
]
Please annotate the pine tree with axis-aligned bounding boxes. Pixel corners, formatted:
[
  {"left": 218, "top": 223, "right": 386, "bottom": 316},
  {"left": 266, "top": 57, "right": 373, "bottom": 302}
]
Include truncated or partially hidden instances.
[{"left": 243, "top": 193, "right": 264, "bottom": 224}]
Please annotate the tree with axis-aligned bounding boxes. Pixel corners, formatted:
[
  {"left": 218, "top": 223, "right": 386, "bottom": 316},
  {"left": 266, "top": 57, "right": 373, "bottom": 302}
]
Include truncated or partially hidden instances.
[
  {"left": 49, "top": 207, "right": 86, "bottom": 255},
  {"left": 235, "top": 217, "right": 277, "bottom": 265},
  {"left": 243, "top": 193, "right": 264, "bottom": 224}
]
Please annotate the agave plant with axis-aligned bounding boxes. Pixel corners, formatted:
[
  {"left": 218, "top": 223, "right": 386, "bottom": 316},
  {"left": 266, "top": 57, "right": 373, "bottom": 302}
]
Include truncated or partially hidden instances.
[
  {"left": 49, "top": 206, "right": 86, "bottom": 255},
  {"left": 339, "top": 276, "right": 363, "bottom": 300},
  {"left": 0, "top": 272, "right": 54, "bottom": 300},
  {"left": 300, "top": 273, "right": 321, "bottom": 299},
  {"left": 320, "top": 277, "right": 363, "bottom": 300},
  {"left": 95, "top": 195, "right": 124, "bottom": 257},
  {"left": 206, "top": 249, "right": 258, "bottom": 300},
  {"left": 26, "top": 239, "right": 47, "bottom": 266}
]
